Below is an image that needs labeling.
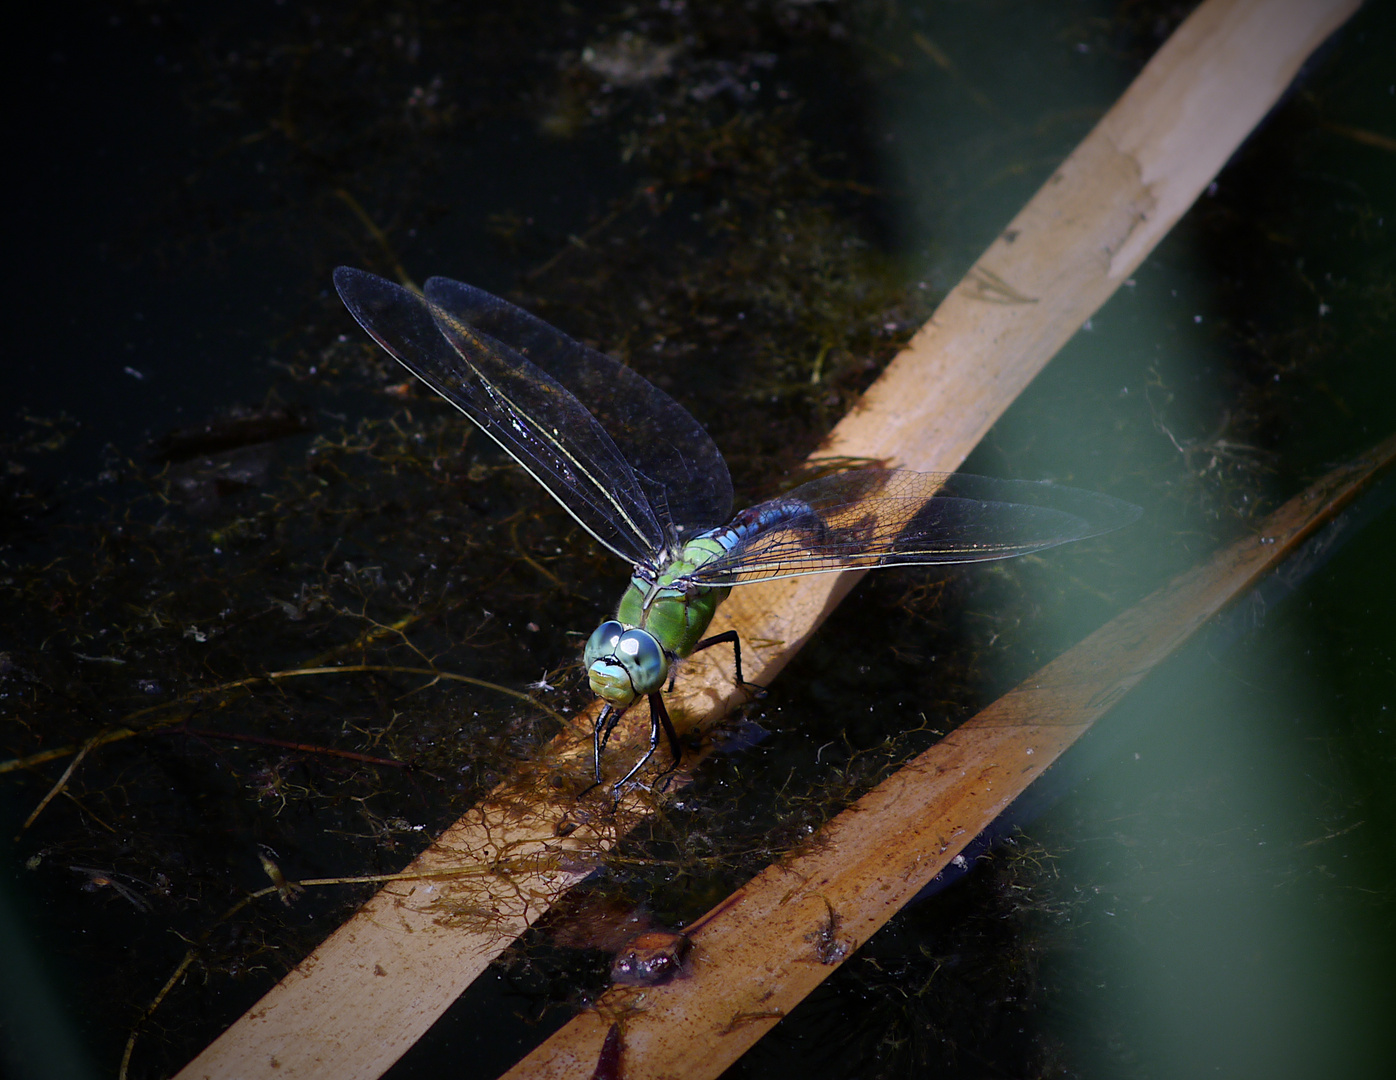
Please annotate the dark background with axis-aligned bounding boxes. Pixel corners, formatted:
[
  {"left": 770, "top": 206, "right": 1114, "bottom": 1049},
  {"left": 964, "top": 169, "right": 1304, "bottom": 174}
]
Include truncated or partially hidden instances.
[{"left": 4, "top": 3, "right": 1395, "bottom": 1079}]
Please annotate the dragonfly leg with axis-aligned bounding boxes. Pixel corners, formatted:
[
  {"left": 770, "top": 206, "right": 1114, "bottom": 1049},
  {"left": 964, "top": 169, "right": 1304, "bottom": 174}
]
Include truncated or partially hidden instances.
[
  {"left": 609, "top": 693, "right": 683, "bottom": 798},
  {"left": 592, "top": 704, "right": 625, "bottom": 784},
  {"left": 649, "top": 692, "right": 684, "bottom": 787},
  {"left": 691, "top": 630, "right": 767, "bottom": 699}
]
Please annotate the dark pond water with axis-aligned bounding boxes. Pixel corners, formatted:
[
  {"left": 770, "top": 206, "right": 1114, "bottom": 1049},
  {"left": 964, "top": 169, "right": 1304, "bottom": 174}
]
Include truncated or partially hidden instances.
[{"left": 3, "top": 2, "right": 1394, "bottom": 1079}]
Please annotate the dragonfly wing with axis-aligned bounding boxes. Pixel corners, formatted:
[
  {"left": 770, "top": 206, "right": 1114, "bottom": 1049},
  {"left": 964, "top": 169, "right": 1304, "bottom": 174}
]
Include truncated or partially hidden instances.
[
  {"left": 424, "top": 277, "right": 734, "bottom": 540},
  {"left": 684, "top": 469, "right": 1140, "bottom": 586},
  {"left": 335, "top": 267, "right": 667, "bottom": 564}
]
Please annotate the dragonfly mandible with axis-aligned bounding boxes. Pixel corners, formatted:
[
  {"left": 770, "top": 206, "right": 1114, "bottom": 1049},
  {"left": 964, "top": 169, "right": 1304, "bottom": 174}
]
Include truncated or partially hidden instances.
[{"left": 333, "top": 268, "right": 1140, "bottom": 796}]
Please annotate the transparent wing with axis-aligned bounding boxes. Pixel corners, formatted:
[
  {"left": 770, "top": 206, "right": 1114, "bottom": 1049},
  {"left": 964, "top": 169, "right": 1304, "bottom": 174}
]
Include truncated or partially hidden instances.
[
  {"left": 336, "top": 267, "right": 664, "bottom": 564},
  {"left": 682, "top": 469, "right": 1140, "bottom": 586},
  {"left": 424, "top": 276, "right": 732, "bottom": 540}
]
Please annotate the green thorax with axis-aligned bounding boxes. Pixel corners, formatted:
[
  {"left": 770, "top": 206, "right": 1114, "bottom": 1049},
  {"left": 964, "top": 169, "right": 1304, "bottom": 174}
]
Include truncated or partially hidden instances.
[{"left": 614, "top": 535, "right": 731, "bottom": 658}]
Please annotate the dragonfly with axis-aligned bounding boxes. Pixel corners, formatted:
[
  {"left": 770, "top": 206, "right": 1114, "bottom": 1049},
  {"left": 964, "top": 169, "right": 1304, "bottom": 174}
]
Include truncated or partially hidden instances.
[{"left": 334, "top": 268, "right": 1140, "bottom": 796}]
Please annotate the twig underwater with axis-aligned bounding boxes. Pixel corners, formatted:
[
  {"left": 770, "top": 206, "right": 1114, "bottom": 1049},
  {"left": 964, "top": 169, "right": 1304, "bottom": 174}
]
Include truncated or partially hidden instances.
[{"left": 500, "top": 429, "right": 1396, "bottom": 1080}]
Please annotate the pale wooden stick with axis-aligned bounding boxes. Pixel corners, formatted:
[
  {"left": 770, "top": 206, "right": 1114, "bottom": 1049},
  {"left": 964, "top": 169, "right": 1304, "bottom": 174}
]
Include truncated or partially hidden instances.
[
  {"left": 500, "top": 436, "right": 1396, "bottom": 1080},
  {"left": 174, "top": 1, "right": 1359, "bottom": 1077},
  {"left": 714, "top": 0, "right": 1363, "bottom": 689}
]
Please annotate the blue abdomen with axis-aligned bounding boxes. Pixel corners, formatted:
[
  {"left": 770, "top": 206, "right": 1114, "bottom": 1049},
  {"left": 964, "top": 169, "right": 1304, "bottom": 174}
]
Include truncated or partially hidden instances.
[{"left": 701, "top": 496, "right": 821, "bottom": 553}]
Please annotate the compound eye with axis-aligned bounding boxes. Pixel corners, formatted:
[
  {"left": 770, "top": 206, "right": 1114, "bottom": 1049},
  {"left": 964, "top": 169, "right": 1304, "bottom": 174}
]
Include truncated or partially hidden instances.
[
  {"left": 616, "top": 629, "right": 666, "bottom": 695},
  {"left": 583, "top": 620, "right": 626, "bottom": 667}
]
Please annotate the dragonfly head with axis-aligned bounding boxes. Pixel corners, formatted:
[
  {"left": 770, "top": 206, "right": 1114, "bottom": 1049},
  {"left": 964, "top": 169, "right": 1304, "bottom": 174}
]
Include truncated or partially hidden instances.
[{"left": 583, "top": 620, "right": 668, "bottom": 707}]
